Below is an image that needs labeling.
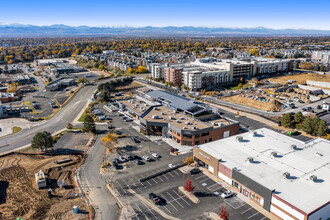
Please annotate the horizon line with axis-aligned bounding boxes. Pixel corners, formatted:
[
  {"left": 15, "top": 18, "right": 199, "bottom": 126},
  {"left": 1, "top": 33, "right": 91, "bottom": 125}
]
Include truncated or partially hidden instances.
[{"left": 1, "top": 22, "right": 330, "bottom": 31}]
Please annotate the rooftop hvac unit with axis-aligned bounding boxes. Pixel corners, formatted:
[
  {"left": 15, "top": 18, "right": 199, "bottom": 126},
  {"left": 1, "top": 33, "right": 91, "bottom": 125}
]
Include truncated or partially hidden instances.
[
  {"left": 309, "top": 175, "right": 317, "bottom": 182},
  {"left": 152, "top": 115, "right": 160, "bottom": 119},
  {"left": 236, "top": 136, "right": 243, "bottom": 142},
  {"left": 314, "top": 152, "right": 323, "bottom": 157},
  {"left": 271, "top": 152, "right": 278, "bottom": 157},
  {"left": 185, "top": 121, "right": 191, "bottom": 125},
  {"left": 155, "top": 107, "right": 159, "bottom": 110},
  {"left": 247, "top": 157, "right": 254, "bottom": 163},
  {"left": 179, "top": 117, "right": 185, "bottom": 120},
  {"left": 192, "top": 126, "right": 198, "bottom": 130},
  {"left": 291, "top": 144, "right": 298, "bottom": 150},
  {"left": 283, "top": 172, "right": 290, "bottom": 179},
  {"left": 176, "top": 120, "right": 181, "bottom": 123},
  {"left": 249, "top": 130, "right": 257, "bottom": 137},
  {"left": 161, "top": 112, "right": 165, "bottom": 115},
  {"left": 183, "top": 127, "right": 187, "bottom": 129},
  {"left": 169, "top": 116, "right": 174, "bottom": 120}
]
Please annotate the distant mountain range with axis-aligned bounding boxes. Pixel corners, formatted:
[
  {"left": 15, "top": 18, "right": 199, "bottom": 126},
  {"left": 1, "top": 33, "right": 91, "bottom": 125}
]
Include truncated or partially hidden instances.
[{"left": 0, "top": 23, "right": 330, "bottom": 37}]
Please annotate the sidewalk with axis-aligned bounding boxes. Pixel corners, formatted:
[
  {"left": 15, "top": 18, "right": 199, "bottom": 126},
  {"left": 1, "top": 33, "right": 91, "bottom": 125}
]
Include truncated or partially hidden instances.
[{"left": 162, "top": 138, "right": 192, "bottom": 154}]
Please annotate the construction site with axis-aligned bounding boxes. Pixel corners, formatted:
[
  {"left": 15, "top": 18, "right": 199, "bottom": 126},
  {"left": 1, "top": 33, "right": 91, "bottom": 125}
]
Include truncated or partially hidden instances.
[
  {"left": 0, "top": 152, "right": 88, "bottom": 220},
  {"left": 220, "top": 73, "right": 330, "bottom": 112}
]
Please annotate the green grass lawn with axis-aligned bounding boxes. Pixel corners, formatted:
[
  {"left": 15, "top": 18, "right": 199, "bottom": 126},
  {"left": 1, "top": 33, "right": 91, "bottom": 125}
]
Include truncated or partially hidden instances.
[{"left": 78, "top": 112, "right": 87, "bottom": 122}]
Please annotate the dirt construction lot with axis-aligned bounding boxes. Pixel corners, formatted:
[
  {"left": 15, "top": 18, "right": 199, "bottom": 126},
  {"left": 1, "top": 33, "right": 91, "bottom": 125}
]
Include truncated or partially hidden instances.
[
  {"left": 221, "top": 95, "right": 283, "bottom": 111},
  {"left": 0, "top": 153, "right": 88, "bottom": 220},
  {"left": 268, "top": 73, "right": 330, "bottom": 85}
]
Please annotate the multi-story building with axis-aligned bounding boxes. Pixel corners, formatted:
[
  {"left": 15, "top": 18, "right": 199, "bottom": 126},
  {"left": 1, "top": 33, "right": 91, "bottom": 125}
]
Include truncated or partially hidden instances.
[
  {"left": 182, "top": 67, "right": 229, "bottom": 91},
  {"left": 193, "top": 128, "right": 330, "bottom": 220},
  {"left": 312, "top": 51, "right": 330, "bottom": 63},
  {"left": 140, "top": 105, "right": 239, "bottom": 146},
  {"left": 164, "top": 66, "right": 183, "bottom": 86}
]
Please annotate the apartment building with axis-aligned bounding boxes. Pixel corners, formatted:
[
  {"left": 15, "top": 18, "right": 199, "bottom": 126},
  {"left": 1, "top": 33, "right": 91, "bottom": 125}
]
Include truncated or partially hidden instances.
[
  {"left": 312, "top": 51, "right": 330, "bottom": 63},
  {"left": 182, "top": 67, "right": 229, "bottom": 91},
  {"left": 193, "top": 128, "right": 330, "bottom": 220},
  {"left": 164, "top": 66, "right": 183, "bottom": 86}
]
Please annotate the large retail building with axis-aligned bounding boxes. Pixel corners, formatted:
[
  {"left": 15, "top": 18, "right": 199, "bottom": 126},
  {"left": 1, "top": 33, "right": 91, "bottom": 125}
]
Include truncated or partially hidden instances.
[{"left": 193, "top": 128, "right": 330, "bottom": 220}]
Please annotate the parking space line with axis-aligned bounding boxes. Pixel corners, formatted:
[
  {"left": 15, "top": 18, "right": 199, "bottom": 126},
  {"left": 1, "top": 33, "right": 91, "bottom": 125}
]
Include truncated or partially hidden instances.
[
  {"left": 167, "top": 172, "right": 175, "bottom": 177},
  {"left": 129, "top": 177, "right": 141, "bottom": 191},
  {"left": 241, "top": 207, "right": 253, "bottom": 214},
  {"left": 199, "top": 177, "right": 210, "bottom": 183},
  {"left": 151, "top": 178, "right": 158, "bottom": 184},
  {"left": 167, "top": 192, "right": 184, "bottom": 208},
  {"left": 162, "top": 173, "right": 169, "bottom": 180},
  {"left": 248, "top": 212, "right": 259, "bottom": 219},
  {"left": 173, "top": 170, "right": 180, "bottom": 176},
  {"left": 172, "top": 190, "right": 191, "bottom": 206},
  {"left": 260, "top": 217, "right": 267, "bottom": 220},
  {"left": 157, "top": 175, "right": 164, "bottom": 182},
  {"left": 134, "top": 176, "right": 146, "bottom": 188},
  {"left": 141, "top": 202, "right": 158, "bottom": 219},
  {"left": 161, "top": 193, "right": 178, "bottom": 211},
  {"left": 116, "top": 181, "right": 127, "bottom": 194},
  {"left": 134, "top": 202, "right": 150, "bottom": 220},
  {"left": 195, "top": 175, "right": 206, "bottom": 180},
  {"left": 121, "top": 179, "right": 131, "bottom": 190},
  {"left": 162, "top": 203, "right": 172, "bottom": 214}
]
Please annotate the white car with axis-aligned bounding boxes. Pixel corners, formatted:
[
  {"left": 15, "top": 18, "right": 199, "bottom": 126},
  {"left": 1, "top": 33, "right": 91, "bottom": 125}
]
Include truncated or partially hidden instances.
[
  {"left": 169, "top": 164, "right": 175, "bottom": 168},
  {"left": 152, "top": 153, "right": 159, "bottom": 158},
  {"left": 221, "top": 190, "right": 233, "bottom": 199},
  {"left": 142, "top": 155, "right": 151, "bottom": 161}
]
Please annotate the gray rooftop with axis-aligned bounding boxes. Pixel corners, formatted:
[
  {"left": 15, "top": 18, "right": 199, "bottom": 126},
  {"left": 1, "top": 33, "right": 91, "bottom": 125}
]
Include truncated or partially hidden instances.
[{"left": 145, "top": 90, "right": 205, "bottom": 111}]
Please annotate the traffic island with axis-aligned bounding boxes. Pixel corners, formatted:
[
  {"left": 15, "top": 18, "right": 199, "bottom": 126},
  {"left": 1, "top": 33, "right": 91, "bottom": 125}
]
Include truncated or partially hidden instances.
[{"left": 178, "top": 186, "right": 200, "bottom": 203}]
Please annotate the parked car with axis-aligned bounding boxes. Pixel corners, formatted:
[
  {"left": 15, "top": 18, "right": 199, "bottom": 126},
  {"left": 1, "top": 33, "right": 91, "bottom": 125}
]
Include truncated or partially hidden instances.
[
  {"left": 302, "top": 108, "right": 307, "bottom": 111},
  {"left": 131, "top": 137, "right": 140, "bottom": 143},
  {"left": 108, "top": 124, "right": 116, "bottom": 129},
  {"left": 170, "top": 148, "right": 178, "bottom": 153},
  {"left": 190, "top": 168, "right": 200, "bottom": 175},
  {"left": 119, "top": 156, "right": 127, "bottom": 163},
  {"left": 317, "top": 105, "right": 322, "bottom": 110},
  {"left": 169, "top": 164, "right": 175, "bottom": 168},
  {"left": 98, "top": 115, "right": 106, "bottom": 120},
  {"left": 221, "top": 190, "right": 233, "bottom": 199},
  {"left": 134, "top": 159, "right": 142, "bottom": 165},
  {"left": 113, "top": 159, "right": 120, "bottom": 164},
  {"left": 125, "top": 118, "right": 133, "bottom": 122},
  {"left": 149, "top": 193, "right": 161, "bottom": 205},
  {"left": 118, "top": 113, "right": 124, "bottom": 116},
  {"left": 142, "top": 155, "right": 151, "bottom": 161},
  {"left": 113, "top": 162, "right": 120, "bottom": 169},
  {"left": 152, "top": 153, "right": 159, "bottom": 158}
]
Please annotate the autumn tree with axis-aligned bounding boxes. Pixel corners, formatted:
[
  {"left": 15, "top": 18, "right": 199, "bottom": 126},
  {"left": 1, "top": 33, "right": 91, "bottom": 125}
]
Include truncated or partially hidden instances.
[
  {"left": 183, "top": 156, "right": 194, "bottom": 165},
  {"left": 101, "top": 131, "right": 118, "bottom": 153},
  {"left": 248, "top": 48, "right": 259, "bottom": 57},
  {"left": 136, "top": 66, "right": 148, "bottom": 73},
  {"left": 219, "top": 205, "right": 229, "bottom": 220},
  {"left": 184, "top": 179, "right": 195, "bottom": 193},
  {"left": 7, "top": 82, "right": 18, "bottom": 93}
]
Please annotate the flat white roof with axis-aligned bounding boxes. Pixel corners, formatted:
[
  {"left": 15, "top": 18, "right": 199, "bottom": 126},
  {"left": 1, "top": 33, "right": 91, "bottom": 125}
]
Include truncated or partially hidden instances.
[{"left": 197, "top": 128, "right": 330, "bottom": 214}]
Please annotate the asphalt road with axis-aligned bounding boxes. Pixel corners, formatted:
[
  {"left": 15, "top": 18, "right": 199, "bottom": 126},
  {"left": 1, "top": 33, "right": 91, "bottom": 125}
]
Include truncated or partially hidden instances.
[
  {"left": 0, "top": 76, "right": 135, "bottom": 154},
  {"left": 78, "top": 125, "right": 120, "bottom": 220}
]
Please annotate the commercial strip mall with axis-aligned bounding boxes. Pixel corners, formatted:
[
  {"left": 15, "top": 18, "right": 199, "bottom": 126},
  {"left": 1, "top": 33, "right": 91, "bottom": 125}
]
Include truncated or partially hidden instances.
[{"left": 193, "top": 128, "right": 330, "bottom": 220}]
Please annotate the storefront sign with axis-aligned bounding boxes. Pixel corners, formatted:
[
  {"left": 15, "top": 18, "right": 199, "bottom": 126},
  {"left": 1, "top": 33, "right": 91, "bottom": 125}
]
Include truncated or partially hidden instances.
[{"left": 199, "top": 152, "right": 211, "bottom": 161}]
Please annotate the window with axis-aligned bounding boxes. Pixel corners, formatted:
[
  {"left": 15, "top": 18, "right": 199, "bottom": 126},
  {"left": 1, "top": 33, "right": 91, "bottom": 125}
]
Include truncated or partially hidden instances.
[{"left": 209, "top": 138, "right": 212, "bottom": 142}]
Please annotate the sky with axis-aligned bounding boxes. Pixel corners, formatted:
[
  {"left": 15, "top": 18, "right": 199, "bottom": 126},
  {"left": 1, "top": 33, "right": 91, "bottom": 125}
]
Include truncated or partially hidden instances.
[{"left": 1, "top": 0, "right": 330, "bottom": 30}]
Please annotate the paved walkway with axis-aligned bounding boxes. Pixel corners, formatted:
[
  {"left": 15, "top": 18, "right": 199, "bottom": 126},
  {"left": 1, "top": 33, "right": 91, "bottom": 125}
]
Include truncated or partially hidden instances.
[{"left": 162, "top": 138, "right": 192, "bottom": 154}]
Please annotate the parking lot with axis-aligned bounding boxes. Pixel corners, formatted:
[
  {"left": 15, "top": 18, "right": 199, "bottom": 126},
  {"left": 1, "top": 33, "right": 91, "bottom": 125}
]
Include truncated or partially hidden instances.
[
  {"left": 103, "top": 106, "right": 273, "bottom": 219},
  {"left": 112, "top": 164, "right": 270, "bottom": 220}
]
